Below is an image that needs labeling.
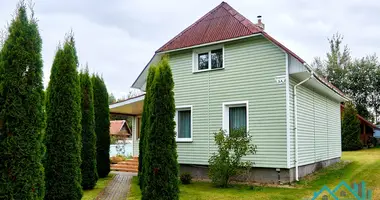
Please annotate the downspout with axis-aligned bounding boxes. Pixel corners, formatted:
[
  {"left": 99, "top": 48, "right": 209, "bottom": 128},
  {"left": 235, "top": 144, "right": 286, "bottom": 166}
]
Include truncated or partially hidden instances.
[{"left": 294, "top": 72, "right": 313, "bottom": 181}]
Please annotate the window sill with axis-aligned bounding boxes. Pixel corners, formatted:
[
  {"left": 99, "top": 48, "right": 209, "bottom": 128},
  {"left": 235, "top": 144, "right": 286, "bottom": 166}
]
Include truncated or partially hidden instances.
[
  {"left": 193, "top": 67, "right": 224, "bottom": 74},
  {"left": 176, "top": 139, "right": 193, "bottom": 143}
]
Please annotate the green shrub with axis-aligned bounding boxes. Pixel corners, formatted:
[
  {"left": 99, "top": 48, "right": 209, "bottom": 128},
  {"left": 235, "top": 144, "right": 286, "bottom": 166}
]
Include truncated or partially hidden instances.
[
  {"left": 0, "top": 4, "right": 45, "bottom": 199},
  {"left": 79, "top": 69, "right": 98, "bottom": 189},
  {"left": 138, "top": 66, "right": 156, "bottom": 188},
  {"left": 92, "top": 75, "right": 111, "bottom": 178},
  {"left": 142, "top": 57, "right": 179, "bottom": 200},
  {"left": 180, "top": 172, "right": 192, "bottom": 185},
  {"left": 342, "top": 102, "right": 362, "bottom": 151},
  {"left": 208, "top": 128, "right": 257, "bottom": 188},
  {"left": 45, "top": 35, "right": 82, "bottom": 200}
]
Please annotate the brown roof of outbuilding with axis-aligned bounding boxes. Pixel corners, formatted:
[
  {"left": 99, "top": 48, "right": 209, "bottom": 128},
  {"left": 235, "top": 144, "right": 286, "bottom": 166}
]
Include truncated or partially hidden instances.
[{"left": 156, "top": 2, "right": 262, "bottom": 52}]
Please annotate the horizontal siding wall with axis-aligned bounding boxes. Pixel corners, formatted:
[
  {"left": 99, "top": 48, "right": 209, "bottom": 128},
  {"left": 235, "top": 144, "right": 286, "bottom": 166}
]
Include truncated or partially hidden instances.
[
  {"left": 170, "top": 36, "right": 288, "bottom": 168},
  {"left": 289, "top": 78, "right": 341, "bottom": 167}
]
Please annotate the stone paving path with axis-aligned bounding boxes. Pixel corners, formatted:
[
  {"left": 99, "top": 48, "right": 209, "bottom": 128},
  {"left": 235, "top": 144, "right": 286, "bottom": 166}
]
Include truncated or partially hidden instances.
[{"left": 97, "top": 172, "right": 136, "bottom": 200}]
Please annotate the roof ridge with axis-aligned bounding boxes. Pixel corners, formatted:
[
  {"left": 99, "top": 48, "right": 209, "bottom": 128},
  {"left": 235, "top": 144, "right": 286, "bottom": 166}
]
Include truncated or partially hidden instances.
[
  {"left": 156, "top": 2, "right": 226, "bottom": 52},
  {"left": 220, "top": 2, "right": 261, "bottom": 34}
]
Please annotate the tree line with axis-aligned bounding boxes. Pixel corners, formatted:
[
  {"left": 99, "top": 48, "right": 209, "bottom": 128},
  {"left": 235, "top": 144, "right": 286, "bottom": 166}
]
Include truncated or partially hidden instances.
[
  {"left": 0, "top": 3, "right": 111, "bottom": 199},
  {"left": 313, "top": 33, "right": 380, "bottom": 123}
]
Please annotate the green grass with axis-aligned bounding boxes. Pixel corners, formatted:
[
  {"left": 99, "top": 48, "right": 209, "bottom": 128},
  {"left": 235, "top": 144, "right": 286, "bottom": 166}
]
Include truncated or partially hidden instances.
[
  {"left": 82, "top": 173, "right": 115, "bottom": 200},
  {"left": 128, "top": 148, "right": 380, "bottom": 199}
]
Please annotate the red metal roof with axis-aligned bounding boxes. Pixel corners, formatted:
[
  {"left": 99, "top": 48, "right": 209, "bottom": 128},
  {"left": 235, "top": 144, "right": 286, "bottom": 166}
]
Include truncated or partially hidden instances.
[
  {"left": 340, "top": 104, "right": 376, "bottom": 129},
  {"left": 150, "top": 2, "right": 347, "bottom": 99},
  {"left": 156, "top": 2, "right": 262, "bottom": 52}
]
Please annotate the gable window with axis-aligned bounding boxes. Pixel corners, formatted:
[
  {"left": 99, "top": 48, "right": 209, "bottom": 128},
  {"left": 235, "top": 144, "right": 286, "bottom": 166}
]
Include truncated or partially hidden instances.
[
  {"left": 193, "top": 46, "right": 224, "bottom": 72},
  {"left": 175, "top": 106, "right": 193, "bottom": 142},
  {"left": 222, "top": 101, "right": 249, "bottom": 135}
]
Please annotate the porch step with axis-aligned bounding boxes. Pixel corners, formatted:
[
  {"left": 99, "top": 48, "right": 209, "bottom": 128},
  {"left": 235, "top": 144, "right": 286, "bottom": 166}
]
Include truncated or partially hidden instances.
[{"left": 111, "top": 158, "right": 139, "bottom": 173}]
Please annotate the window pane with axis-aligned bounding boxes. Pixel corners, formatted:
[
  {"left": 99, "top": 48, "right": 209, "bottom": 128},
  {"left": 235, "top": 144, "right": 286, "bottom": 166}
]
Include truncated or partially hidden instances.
[
  {"left": 198, "top": 53, "right": 209, "bottom": 70},
  {"left": 211, "top": 49, "right": 223, "bottom": 69},
  {"left": 178, "top": 110, "right": 191, "bottom": 138},
  {"left": 229, "top": 106, "right": 246, "bottom": 133}
]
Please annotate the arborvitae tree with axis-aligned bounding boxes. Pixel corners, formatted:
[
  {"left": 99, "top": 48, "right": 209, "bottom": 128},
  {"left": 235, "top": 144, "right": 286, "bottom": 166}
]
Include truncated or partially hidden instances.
[
  {"left": 138, "top": 65, "right": 156, "bottom": 189},
  {"left": 45, "top": 35, "right": 82, "bottom": 200},
  {"left": 342, "top": 102, "right": 362, "bottom": 151},
  {"left": 92, "top": 74, "right": 110, "bottom": 178},
  {"left": 0, "top": 4, "right": 45, "bottom": 199},
  {"left": 142, "top": 57, "right": 179, "bottom": 200},
  {"left": 80, "top": 68, "right": 98, "bottom": 189}
]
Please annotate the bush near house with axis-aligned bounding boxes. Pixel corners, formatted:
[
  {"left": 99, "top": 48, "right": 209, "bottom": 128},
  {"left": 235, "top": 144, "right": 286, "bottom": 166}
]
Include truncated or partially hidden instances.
[
  {"left": 79, "top": 69, "right": 98, "bottom": 189},
  {"left": 92, "top": 74, "right": 111, "bottom": 178},
  {"left": 342, "top": 102, "right": 362, "bottom": 151},
  {"left": 180, "top": 172, "right": 193, "bottom": 185},
  {"left": 0, "top": 4, "right": 45, "bottom": 199},
  {"left": 44, "top": 35, "right": 83, "bottom": 200},
  {"left": 208, "top": 129, "right": 257, "bottom": 188},
  {"left": 138, "top": 65, "right": 156, "bottom": 189},
  {"left": 142, "top": 57, "right": 179, "bottom": 200}
]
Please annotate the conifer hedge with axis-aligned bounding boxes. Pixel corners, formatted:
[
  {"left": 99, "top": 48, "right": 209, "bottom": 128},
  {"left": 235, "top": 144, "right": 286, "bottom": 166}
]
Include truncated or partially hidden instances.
[
  {"left": 142, "top": 57, "right": 179, "bottom": 200},
  {"left": 92, "top": 75, "right": 111, "bottom": 178},
  {"left": 0, "top": 4, "right": 45, "bottom": 199},
  {"left": 138, "top": 65, "right": 156, "bottom": 189},
  {"left": 342, "top": 102, "right": 362, "bottom": 151},
  {"left": 44, "top": 35, "right": 82, "bottom": 200},
  {"left": 80, "top": 69, "right": 98, "bottom": 189}
]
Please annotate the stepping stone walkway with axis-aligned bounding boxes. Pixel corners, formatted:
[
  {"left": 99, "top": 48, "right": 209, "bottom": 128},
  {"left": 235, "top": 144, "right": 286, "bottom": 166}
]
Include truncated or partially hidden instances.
[{"left": 97, "top": 172, "right": 136, "bottom": 200}]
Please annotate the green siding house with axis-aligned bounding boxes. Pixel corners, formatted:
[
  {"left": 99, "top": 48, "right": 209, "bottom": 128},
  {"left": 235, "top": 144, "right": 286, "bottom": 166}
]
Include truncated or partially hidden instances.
[{"left": 110, "top": 2, "right": 348, "bottom": 183}]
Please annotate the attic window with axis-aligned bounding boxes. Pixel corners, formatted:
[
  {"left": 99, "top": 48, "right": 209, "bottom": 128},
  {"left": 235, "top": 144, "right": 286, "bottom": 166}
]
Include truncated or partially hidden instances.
[{"left": 193, "top": 46, "right": 224, "bottom": 72}]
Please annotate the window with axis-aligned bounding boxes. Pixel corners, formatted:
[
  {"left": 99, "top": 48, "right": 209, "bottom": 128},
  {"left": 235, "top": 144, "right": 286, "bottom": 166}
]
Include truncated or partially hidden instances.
[
  {"left": 222, "top": 101, "right": 249, "bottom": 135},
  {"left": 175, "top": 106, "right": 193, "bottom": 142},
  {"left": 193, "top": 46, "right": 224, "bottom": 72},
  {"left": 136, "top": 116, "right": 141, "bottom": 139}
]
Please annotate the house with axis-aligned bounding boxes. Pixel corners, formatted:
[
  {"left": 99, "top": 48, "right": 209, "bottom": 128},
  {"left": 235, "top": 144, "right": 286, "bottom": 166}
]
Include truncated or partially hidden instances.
[
  {"left": 340, "top": 104, "right": 376, "bottom": 146},
  {"left": 110, "top": 120, "right": 131, "bottom": 139},
  {"left": 109, "top": 2, "right": 349, "bottom": 183}
]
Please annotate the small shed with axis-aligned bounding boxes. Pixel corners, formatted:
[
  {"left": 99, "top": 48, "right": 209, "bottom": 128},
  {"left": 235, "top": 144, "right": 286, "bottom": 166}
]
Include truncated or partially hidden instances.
[{"left": 110, "top": 120, "right": 131, "bottom": 139}]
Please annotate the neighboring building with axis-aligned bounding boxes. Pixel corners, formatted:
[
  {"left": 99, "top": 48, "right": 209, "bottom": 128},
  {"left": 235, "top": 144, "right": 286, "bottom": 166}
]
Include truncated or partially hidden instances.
[
  {"left": 110, "top": 120, "right": 131, "bottom": 139},
  {"left": 340, "top": 104, "right": 376, "bottom": 146},
  {"left": 110, "top": 2, "right": 349, "bottom": 183}
]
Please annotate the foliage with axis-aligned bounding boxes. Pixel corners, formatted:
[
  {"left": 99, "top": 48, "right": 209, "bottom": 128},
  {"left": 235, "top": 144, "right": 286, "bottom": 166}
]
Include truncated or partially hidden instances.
[
  {"left": 368, "top": 136, "right": 378, "bottom": 147},
  {"left": 313, "top": 33, "right": 380, "bottom": 123},
  {"left": 208, "top": 129, "right": 257, "bottom": 188},
  {"left": 138, "top": 65, "right": 156, "bottom": 188},
  {"left": 180, "top": 172, "right": 193, "bottom": 185},
  {"left": 44, "top": 34, "right": 83, "bottom": 200},
  {"left": 142, "top": 57, "right": 179, "bottom": 200},
  {"left": 108, "top": 93, "right": 116, "bottom": 104},
  {"left": 110, "top": 154, "right": 131, "bottom": 164},
  {"left": 110, "top": 136, "right": 118, "bottom": 144},
  {"left": 312, "top": 33, "right": 351, "bottom": 91},
  {"left": 79, "top": 69, "right": 98, "bottom": 189},
  {"left": 92, "top": 75, "right": 111, "bottom": 178},
  {"left": 341, "top": 102, "right": 362, "bottom": 151},
  {"left": 0, "top": 4, "right": 45, "bottom": 199}
]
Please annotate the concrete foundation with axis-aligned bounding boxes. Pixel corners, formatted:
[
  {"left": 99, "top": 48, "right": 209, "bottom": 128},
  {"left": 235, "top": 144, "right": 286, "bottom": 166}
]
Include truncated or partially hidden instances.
[{"left": 180, "top": 157, "right": 340, "bottom": 184}]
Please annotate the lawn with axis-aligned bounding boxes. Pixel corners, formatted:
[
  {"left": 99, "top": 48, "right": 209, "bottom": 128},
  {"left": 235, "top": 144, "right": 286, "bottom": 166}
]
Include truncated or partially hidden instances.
[
  {"left": 128, "top": 148, "right": 380, "bottom": 199},
  {"left": 82, "top": 173, "right": 115, "bottom": 200}
]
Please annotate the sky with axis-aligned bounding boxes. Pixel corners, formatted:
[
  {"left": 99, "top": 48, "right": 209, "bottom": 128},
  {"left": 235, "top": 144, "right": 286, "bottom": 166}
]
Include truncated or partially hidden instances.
[{"left": 1, "top": 0, "right": 380, "bottom": 98}]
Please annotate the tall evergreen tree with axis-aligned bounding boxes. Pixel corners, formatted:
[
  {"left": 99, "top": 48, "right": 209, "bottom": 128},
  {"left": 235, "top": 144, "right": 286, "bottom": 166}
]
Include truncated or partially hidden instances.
[
  {"left": 138, "top": 65, "right": 156, "bottom": 189},
  {"left": 80, "top": 68, "right": 98, "bottom": 189},
  {"left": 45, "top": 35, "right": 82, "bottom": 200},
  {"left": 342, "top": 102, "right": 362, "bottom": 151},
  {"left": 0, "top": 4, "right": 45, "bottom": 199},
  {"left": 92, "top": 75, "right": 111, "bottom": 178},
  {"left": 142, "top": 57, "right": 179, "bottom": 200}
]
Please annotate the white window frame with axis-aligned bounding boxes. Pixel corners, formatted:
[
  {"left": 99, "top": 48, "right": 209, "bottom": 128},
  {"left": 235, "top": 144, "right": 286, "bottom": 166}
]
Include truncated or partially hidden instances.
[
  {"left": 175, "top": 105, "right": 193, "bottom": 142},
  {"left": 192, "top": 45, "right": 224, "bottom": 73},
  {"left": 222, "top": 101, "right": 249, "bottom": 135}
]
